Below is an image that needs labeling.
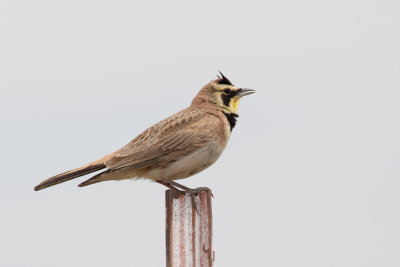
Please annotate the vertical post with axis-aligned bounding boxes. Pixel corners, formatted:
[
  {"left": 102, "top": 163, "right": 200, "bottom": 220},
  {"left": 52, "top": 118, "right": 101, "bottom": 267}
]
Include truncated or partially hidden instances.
[{"left": 165, "top": 189, "right": 213, "bottom": 267}]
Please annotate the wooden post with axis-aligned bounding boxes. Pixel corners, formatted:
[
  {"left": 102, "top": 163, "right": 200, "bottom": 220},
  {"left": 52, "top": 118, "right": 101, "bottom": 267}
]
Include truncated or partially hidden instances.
[{"left": 165, "top": 189, "right": 214, "bottom": 267}]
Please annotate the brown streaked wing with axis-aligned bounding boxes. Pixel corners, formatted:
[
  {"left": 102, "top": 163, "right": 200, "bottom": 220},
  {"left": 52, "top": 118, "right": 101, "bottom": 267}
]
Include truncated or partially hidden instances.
[
  {"left": 105, "top": 112, "right": 219, "bottom": 171},
  {"left": 113, "top": 109, "right": 204, "bottom": 157}
]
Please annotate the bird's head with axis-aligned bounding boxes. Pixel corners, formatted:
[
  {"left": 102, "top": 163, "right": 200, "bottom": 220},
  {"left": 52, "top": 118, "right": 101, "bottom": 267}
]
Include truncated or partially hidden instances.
[{"left": 192, "top": 72, "right": 255, "bottom": 114}]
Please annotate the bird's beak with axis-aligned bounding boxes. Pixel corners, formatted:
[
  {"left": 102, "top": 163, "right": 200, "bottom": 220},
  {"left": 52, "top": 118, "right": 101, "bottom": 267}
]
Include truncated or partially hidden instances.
[{"left": 237, "top": 88, "right": 256, "bottom": 97}]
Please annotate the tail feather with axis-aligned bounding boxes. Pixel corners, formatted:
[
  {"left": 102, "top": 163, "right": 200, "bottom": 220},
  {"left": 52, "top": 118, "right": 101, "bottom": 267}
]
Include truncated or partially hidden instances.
[
  {"left": 78, "top": 168, "right": 137, "bottom": 187},
  {"left": 34, "top": 163, "right": 106, "bottom": 191},
  {"left": 78, "top": 170, "right": 110, "bottom": 187}
]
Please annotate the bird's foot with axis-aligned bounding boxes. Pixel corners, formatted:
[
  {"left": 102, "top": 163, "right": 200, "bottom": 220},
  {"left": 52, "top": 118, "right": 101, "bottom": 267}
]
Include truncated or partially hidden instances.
[
  {"left": 185, "top": 186, "right": 212, "bottom": 196},
  {"left": 157, "top": 179, "right": 212, "bottom": 214}
]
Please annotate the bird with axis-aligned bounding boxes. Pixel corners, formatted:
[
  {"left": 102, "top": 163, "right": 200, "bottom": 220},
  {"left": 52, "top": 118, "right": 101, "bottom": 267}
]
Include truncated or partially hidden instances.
[{"left": 34, "top": 72, "right": 255, "bottom": 193}]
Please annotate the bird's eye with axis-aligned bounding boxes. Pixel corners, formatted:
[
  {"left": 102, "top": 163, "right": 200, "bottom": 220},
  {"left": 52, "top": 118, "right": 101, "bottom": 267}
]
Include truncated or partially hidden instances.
[{"left": 224, "top": 89, "right": 232, "bottom": 95}]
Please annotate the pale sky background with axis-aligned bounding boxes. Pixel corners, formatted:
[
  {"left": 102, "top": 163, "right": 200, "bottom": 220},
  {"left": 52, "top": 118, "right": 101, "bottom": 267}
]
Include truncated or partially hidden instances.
[{"left": 1, "top": 0, "right": 399, "bottom": 266}]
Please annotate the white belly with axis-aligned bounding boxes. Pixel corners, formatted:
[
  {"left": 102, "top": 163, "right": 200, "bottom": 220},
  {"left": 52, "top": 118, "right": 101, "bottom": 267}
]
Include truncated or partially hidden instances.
[{"left": 145, "top": 141, "right": 224, "bottom": 180}]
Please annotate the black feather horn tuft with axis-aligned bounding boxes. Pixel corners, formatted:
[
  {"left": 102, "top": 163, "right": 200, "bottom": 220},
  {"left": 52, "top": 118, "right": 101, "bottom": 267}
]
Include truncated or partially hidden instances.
[{"left": 216, "top": 71, "right": 233, "bottom": 85}]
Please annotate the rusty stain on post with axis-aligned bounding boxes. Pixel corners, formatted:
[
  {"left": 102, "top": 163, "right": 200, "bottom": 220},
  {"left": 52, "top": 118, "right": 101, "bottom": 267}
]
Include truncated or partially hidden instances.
[{"left": 165, "top": 189, "right": 213, "bottom": 267}]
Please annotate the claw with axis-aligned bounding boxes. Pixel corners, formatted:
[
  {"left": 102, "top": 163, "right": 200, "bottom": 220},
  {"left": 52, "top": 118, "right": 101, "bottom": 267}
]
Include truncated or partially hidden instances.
[
  {"left": 191, "top": 194, "right": 200, "bottom": 214},
  {"left": 185, "top": 187, "right": 211, "bottom": 215}
]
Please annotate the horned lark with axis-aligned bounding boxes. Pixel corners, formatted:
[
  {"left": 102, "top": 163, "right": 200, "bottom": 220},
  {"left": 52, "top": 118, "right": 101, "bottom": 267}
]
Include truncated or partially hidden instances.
[{"left": 34, "top": 72, "right": 255, "bottom": 193}]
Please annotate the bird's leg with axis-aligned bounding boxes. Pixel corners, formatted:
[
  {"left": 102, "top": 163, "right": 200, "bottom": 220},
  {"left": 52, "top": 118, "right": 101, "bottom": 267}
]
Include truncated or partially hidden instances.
[
  {"left": 157, "top": 179, "right": 211, "bottom": 214},
  {"left": 160, "top": 179, "right": 192, "bottom": 191},
  {"left": 155, "top": 179, "right": 183, "bottom": 193},
  {"left": 160, "top": 179, "right": 211, "bottom": 195}
]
